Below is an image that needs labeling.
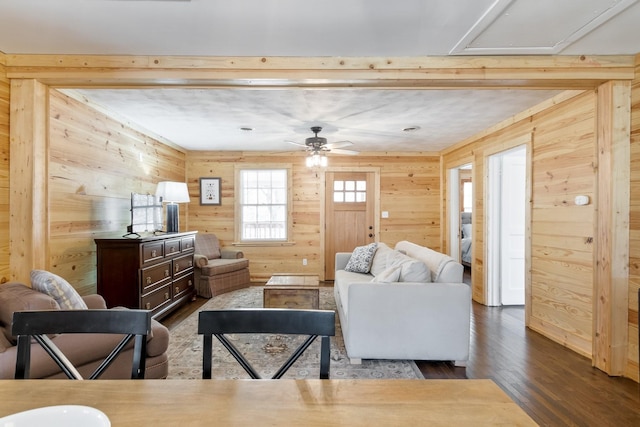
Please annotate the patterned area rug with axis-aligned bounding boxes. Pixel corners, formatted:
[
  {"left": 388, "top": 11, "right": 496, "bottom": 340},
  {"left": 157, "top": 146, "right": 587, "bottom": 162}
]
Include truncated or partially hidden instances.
[{"left": 167, "top": 286, "right": 423, "bottom": 379}]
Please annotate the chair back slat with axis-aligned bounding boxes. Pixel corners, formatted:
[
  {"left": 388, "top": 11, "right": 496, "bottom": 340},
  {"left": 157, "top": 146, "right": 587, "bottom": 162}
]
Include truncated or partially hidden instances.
[
  {"left": 198, "top": 308, "right": 335, "bottom": 379},
  {"left": 12, "top": 309, "right": 151, "bottom": 380}
]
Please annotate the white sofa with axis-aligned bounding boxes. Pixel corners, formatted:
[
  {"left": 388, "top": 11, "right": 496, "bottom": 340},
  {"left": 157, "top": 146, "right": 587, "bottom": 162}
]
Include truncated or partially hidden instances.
[{"left": 334, "top": 240, "right": 471, "bottom": 366}]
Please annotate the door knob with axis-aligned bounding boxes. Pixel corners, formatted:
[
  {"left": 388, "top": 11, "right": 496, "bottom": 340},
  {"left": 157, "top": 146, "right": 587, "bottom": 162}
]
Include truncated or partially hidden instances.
[{"left": 369, "top": 233, "right": 374, "bottom": 238}]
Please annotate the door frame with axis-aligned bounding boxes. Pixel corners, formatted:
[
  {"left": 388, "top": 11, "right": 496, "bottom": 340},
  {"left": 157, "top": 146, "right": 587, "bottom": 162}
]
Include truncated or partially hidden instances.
[
  {"left": 321, "top": 166, "right": 381, "bottom": 281},
  {"left": 483, "top": 134, "right": 533, "bottom": 322}
]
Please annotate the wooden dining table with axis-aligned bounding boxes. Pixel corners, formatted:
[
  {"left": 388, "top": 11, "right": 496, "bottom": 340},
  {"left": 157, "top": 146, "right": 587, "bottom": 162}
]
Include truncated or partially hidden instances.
[{"left": 0, "top": 379, "right": 537, "bottom": 426}]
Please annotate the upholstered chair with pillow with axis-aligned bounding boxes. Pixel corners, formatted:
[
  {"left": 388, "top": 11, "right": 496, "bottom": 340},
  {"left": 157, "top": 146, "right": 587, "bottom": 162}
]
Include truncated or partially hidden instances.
[
  {"left": 194, "top": 234, "right": 251, "bottom": 298},
  {"left": 0, "top": 272, "right": 170, "bottom": 379}
]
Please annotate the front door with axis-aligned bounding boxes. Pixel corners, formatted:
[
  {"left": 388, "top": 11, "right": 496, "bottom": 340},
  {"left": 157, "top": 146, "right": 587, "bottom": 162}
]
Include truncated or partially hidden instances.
[{"left": 324, "top": 172, "right": 375, "bottom": 280}]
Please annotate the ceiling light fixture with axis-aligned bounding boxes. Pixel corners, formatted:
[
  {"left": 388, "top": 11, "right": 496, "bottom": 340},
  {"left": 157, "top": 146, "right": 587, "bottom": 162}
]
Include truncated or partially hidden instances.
[
  {"left": 306, "top": 151, "right": 328, "bottom": 168},
  {"left": 239, "top": 127, "right": 253, "bottom": 132},
  {"left": 402, "top": 126, "right": 421, "bottom": 132}
]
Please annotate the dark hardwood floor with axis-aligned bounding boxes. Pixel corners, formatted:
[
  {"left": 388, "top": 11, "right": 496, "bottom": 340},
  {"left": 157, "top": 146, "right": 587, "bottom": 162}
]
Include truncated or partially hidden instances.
[
  {"left": 162, "top": 287, "right": 640, "bottom": 427},
  {"left": 416, "top": 304, "right": 640, "bottom": 426}
]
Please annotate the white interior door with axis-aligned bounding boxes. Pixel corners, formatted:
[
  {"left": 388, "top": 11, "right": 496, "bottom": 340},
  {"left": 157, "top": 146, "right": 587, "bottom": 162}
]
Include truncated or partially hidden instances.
[
  {"left": 500, "top": 148, "right": 526, "bottom": 305},
  {"left": 487, "top": 145, "right": 526, "bottom": 306}
]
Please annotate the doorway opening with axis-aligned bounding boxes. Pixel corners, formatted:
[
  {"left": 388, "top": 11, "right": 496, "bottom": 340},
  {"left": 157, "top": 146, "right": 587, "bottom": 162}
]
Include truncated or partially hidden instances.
[{"left": 448, "top": 163, "right": 473, "bottom": 284}]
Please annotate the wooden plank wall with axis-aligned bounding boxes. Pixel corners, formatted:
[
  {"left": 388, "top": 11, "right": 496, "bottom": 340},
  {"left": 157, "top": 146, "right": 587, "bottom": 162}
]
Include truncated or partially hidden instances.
[
  {"left": 0, "top": 55, "right": 9, "bottom": 283},
  {"left": 47, "top": 90, "right": 186, "bottom": 295},
  {"left": 186, "top": 152, "right": 440, "bottom": 282},
  {"left": 628, "top": 55, "right": 640, "bottom": 381},
  {"left": 443, "top": 91, "right": 597, "bottom": 359}
]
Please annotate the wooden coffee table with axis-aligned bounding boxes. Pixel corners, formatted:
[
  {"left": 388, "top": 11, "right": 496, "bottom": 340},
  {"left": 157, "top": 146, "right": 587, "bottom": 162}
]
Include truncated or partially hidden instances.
[{"left": 263, "top": 274, "right": 320, "bottom": 309}]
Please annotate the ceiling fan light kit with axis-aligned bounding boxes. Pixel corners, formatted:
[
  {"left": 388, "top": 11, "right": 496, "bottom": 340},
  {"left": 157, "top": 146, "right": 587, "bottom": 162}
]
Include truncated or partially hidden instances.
[
  {"left": 306, "top": 152, "right": 328, "bottom": 168},
  {"left": 287, "top": 126, "right": 359, "bottom": 168}
]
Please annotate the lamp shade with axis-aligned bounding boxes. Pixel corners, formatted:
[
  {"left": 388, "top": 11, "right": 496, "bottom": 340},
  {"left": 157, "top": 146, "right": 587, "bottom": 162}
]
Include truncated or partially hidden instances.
[{"left": 155, "top": 181, "right": 190, "bottom": 203}]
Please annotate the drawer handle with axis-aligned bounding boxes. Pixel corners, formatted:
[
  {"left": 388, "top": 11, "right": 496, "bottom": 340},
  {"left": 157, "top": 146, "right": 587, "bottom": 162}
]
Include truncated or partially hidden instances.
[
  {"left": 165, "top": 292, "right": 170, "bottom": 300},
  {"left": 188, "top": 280, "right": 193, "bottom": 286},
  {"left": 151, "top": 250, "right": 157, "bottom": 257},
  {"left": 175, "top": 264, "right": 180, "bottom": 273},
  {"left": 145, "top": 302, "right": 151, "bottom": 310},
  {"left": 146, "top": 277, "right": 151, "bottom": 285},
  {"left": 165, "top": 269, "right": 170, "bottom": 277},
  {"left": 175, "top": 286, "right": 180, "bottom": 294},
  {"left": 170, "top": 247, "right": 176, "bottom": 253},
  {"left": 188, "top": 260, "right": 193, "bottom": 267}
]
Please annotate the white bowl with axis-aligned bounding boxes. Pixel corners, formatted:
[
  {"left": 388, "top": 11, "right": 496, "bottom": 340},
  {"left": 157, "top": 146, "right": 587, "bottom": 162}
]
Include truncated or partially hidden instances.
[{"left": 0, "top": 405, "right": 110, "bottom": 427}]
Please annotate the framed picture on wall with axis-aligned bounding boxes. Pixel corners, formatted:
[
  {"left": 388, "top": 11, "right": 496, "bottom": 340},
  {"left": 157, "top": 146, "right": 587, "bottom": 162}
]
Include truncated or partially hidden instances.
[{"left": 200, "top": 177, "right": 221, "bottom": 205}]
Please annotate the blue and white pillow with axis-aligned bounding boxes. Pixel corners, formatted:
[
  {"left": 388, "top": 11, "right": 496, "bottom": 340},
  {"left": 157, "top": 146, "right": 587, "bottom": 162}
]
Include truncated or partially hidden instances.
[
  {"left": 345, "top": 243, "right": 378, "bottom": 273},
  {"left": 31, "top": 270, "right": 88, "bottom": 310}
]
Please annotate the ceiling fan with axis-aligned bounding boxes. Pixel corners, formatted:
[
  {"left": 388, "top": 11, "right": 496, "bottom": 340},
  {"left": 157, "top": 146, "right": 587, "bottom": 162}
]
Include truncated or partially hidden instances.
[{"left": 286, "top": 126, "right": 359, "bottom": 156}]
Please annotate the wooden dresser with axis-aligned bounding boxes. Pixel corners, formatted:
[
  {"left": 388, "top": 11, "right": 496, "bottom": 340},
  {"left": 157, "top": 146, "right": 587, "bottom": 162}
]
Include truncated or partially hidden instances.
[{"left": 95, "top": 231, "right": 197, "bottom": 320}]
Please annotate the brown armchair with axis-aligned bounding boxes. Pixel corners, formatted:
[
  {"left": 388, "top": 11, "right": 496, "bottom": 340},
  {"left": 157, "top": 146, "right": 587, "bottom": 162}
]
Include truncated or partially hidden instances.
[
  {"left": 194, "top": 234, "right": 251, "bottom": 298},
  {"left": 0, "top": 282, "right": 169, "bottom": 379}
]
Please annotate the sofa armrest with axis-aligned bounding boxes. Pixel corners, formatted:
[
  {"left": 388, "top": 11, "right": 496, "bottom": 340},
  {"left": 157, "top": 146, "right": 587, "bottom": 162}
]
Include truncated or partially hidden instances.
[
  {"left": 82, "top": 294, "right": 107, "bottom": 309},
  {"left": 194, "top": 254, "right": 209, "bottom": 268},
  {"left": 335, "top": 252, "right": 352, "bottom": 271},
  {"left": 345, "top": 282, "right": 471, "bottom": 358},
  {"left": 221, "top": 248, "right": 244, "bottom": 259},
  {"left": 146, "top": 319, "right": 169, "bottom": 357}
]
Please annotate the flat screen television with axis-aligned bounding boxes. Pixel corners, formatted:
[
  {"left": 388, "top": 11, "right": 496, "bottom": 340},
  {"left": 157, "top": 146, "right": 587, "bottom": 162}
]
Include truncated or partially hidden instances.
[{"left": 124, "top": 193, "right": 163, "bottom": 237}]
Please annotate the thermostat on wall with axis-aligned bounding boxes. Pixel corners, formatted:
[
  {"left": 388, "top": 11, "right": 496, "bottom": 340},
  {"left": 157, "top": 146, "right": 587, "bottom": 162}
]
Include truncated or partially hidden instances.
[{"left": 575, "top": 195, "right": 589, "bottom": 206}]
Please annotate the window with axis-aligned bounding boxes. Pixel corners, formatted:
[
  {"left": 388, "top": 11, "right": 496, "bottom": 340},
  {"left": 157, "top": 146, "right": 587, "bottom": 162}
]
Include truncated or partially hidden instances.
[
  {"left": 237, "top": 167, "right": 291, "bottom": 242},
  {"left": 333, "top": 179, "right": 367, "bottom": 203}
]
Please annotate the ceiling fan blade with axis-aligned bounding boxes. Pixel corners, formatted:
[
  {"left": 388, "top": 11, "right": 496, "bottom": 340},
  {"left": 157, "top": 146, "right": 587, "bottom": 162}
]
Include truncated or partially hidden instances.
[
  {"left": 330, "top": 148, "right": 359, "bottom": 155},
  {"left": 285, "top": 140, "right": 307, "bottom": 148},
  {"left": 325, "top": 140, "right": 353, "bottom": 149}
]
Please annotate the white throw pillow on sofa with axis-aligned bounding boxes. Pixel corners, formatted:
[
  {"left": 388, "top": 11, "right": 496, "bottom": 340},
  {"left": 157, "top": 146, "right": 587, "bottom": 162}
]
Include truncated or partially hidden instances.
[
  {"left": 386, "top": 250, "right": 413, "bottom": 269},
  {"left": 399, "top": 260, "right": 431, "bottom": 282},
  {"left": 386, "top": 250, "right": 432, "bottom": 282},
  {"left": 370, "top": 265, "right": 402, "bottom": 283}
]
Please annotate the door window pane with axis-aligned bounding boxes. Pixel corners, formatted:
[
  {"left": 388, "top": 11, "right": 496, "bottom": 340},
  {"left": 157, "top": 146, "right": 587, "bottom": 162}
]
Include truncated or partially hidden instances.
[{"left": 333, "top": 179, "right": 366, "bottom": 203}]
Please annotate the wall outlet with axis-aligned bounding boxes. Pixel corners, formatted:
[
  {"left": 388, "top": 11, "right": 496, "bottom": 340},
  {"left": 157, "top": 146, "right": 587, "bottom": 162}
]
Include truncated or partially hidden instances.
[{"left": 302, "top": 258, "right": 308, "bottom": 266}]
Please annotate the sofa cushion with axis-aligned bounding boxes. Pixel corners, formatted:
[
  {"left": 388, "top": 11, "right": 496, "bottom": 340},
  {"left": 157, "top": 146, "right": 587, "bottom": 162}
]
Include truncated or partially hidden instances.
[
  {"left": 200, "top": 258, "right": 249, "bottom": 276},
  {"left": 345, "top": 243, "right": 378, "bottom": 273},
  {"left": 0, "top": 282, "right": 60, "bottom": 343},
  {"left": 31, "top": 270, "right": 88, "bottom": 310},
  {"left": 370, "top": 242, "right": 393, "bottom": 276},
  {"left": 371, "top": 265, "right": 402, "bottom": 283}
]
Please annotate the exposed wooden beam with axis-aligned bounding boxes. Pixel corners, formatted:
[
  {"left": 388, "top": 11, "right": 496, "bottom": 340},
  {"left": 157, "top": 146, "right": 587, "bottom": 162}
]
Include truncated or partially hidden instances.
[
  {"left": 9, "top": 79, "right": 49, "bottom": 282},
  {"left": 4, "top": 55, "right": 636, "bottom": 89},
  {"left": 594, "top": 80, "right": 631, "bottom": 375}
]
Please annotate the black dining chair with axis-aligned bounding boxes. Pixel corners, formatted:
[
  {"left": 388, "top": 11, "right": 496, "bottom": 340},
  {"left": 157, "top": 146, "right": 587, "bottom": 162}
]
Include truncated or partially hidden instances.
[
  {"left": 12, "top": 309, "right": 151, "bottom": 380},
  {"left": 198, "top": 308, "right": 336, "bottom": 379}
]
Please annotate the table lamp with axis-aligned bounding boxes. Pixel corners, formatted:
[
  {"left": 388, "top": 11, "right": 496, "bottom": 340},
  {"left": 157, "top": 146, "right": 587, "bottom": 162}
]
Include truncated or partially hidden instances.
[{"left": 155, "top": 181, "right": 190, "bottom": 233}]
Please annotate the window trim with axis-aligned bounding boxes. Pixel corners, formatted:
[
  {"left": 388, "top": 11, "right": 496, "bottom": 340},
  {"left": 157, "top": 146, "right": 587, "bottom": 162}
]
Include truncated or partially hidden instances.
[{"left": 233, "top": 164, "right": 294, "bottom": 246}]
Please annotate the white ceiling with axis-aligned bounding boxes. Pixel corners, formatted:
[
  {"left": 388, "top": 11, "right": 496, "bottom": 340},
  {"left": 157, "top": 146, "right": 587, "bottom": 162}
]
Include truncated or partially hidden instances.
[{"left": 2, "top": 0, "right": 639, "bottom": 152}]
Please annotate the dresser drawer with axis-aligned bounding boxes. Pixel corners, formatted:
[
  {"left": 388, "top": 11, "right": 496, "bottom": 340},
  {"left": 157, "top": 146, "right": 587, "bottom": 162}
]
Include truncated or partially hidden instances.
[
  {"left": 165, "top": 238, "right": 181, "bottom": 257},
  {"left": 181, "top": 235, "right": 195, "bottom": 252},
  {"left": 173, "top": 253, "right": 193, "bottom": 276},
  {"left": 141, "top": 284, "right": 172, "bottom": 312},
  {"left": 142, "top": 241, "right": 164, "bottom": 264},
  {"left": 140, "top": 261, "right": 172, "bottom": 294},
  {"left": 173, "top": 274, "right": 194, "bottom": 300}
]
